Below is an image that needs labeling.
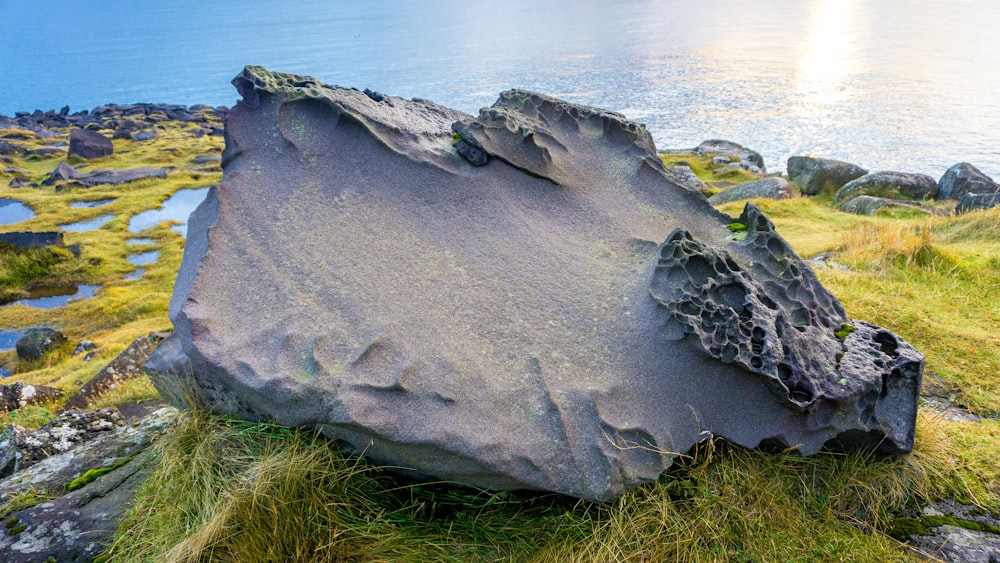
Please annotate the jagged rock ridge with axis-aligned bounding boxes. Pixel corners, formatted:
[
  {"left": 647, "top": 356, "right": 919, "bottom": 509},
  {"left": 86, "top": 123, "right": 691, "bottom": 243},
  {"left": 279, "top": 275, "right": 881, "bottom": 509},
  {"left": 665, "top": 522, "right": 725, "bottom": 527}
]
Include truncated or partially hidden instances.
[{"left": 147, "top": 66, "right": 922, "bottom": 501}]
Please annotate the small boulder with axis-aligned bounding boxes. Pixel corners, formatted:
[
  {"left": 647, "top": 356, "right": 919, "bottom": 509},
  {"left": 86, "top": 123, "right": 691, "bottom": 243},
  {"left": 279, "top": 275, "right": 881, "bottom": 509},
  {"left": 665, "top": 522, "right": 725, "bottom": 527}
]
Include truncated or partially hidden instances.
[
  {"left": 0, "top": 140, "right": 22, "bottom": 156},
  {"left": 838, "top": 195, "right": 933, "bottom": 216},
  {"left": 0, "top": 383, "right": 63, "bottom": 414},
  {"left": 68, "top": 128, "right": 113, "bottom": 159},
  {"left": 956, "top": 192, "right": 1000, "bottom": 214},
  {"left": 787, "top": 156, "right": 868, "bottom": 195},
  {"left": 708, "top": 177, "right": 795, "bottom": 205},
  {"left": 15, "top": 328, "right": 67, "bottom": 361},
  {"left": 696, "top": 139, "right": 766, "bottom": 172},
  {"left": 938, "top": 162, "right": 999, "bottom": 200},
  {"left": 833, "top": 171, "right": 939, "bottom": 205},
  {"left": 131, "top": 128, "right": 159, "bottom": 142},
  {"left": 111, "top": 119, "right": 142, "bottom": 140},
  {"left": 72, "top": 341, "right": 97, "bottom": 357},
  {"left": 72, "top": 167, "right": 169, "bottom": 186},
  {"left": 41, "top": 162, "right": 77, "bottom": 185},
  {"left": 0, "top": 232, "right": 64, "bottom": 249}
]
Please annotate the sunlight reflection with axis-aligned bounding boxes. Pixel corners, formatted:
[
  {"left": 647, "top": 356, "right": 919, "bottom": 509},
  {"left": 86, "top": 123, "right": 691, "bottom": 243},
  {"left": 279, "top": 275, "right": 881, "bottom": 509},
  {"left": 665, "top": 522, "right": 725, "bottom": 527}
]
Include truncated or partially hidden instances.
[{"left": 794, "top": 0, "right": 863, "bottom": 110}]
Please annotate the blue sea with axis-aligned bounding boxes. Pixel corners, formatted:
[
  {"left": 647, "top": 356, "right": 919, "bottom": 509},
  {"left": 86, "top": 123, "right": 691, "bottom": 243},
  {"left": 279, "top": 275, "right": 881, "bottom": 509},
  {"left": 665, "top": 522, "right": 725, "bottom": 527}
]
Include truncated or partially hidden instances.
[{"left": 2, "top": 0, "right": 999, "bottom": 177}]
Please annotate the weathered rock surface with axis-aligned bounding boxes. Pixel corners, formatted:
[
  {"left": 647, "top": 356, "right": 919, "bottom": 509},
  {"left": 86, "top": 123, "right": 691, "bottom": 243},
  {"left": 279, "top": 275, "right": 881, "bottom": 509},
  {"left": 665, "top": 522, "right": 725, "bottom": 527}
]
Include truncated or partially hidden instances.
[
  {"left": 696, "top": 139, "right": 766, "bottom": 172},
  {"left": 0, "top": 231, "right": 64, "bottom": 249},
  {"left": 147, "top": 66, "right": 923, "bottom": 501},
  {"left": 63, "top": 333, "right": 162, "bottom": 410},
  {"left": 661, "top": 165, "right": 709, "bottom": 195},
  {"left": 707, "top": 177, "right": 795, "bottom": 205},
  {"left": 838, "top": 195, "right": 934, "bottom": 216},
  {"left": 833, "top": 171, "right": 939, "bottom": 205},
  {"left": 786, "top": 156, "right": 867, "bottom": 196},
  {"left": 15, "top": 327, "right": 66, "bottom": 361},
  {"left": 68, "top": 128, "right": 112, "bottom": 159},
  {"left": 68, "top": 167, "right": 170, "bottom": 187},
  {"left": 956, "top": 192, "right": 1000, "bottom": 214},
  {"left": 938, "top": 162, "right": 999, "bottom": 200},
  {"left": 0, "top": 405, "right": 176, "bottom": 563}
]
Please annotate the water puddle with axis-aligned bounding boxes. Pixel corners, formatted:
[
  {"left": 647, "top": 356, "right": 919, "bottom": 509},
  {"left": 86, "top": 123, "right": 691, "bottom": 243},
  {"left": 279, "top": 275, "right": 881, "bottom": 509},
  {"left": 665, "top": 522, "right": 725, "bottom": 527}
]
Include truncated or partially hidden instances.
[
  {"left": 0, "top": 330, "right": 26, "bottom": 352},
  {"left": 60, "top": 214, "right": 114, "bottom": 232},
  {"left": 69, "top": 198, "right": 116, "bottom": 208},
  {"left": 127, "top": 251, "right": 159, "bottom": 266},
  {"left": 128, "top": 187, "right": 209, "bottom": 237},
  {"left": 124, "top": 268, "right": 144, "bottom": 281},
  {"left": 127, "top": 238, "right": 157, "bottom": 245},
  {"left": 2, "top": 284, "right": 99, "bottom": 309},
  {"left": 0, "top": 198, "right": 35, "bottom": 225}
]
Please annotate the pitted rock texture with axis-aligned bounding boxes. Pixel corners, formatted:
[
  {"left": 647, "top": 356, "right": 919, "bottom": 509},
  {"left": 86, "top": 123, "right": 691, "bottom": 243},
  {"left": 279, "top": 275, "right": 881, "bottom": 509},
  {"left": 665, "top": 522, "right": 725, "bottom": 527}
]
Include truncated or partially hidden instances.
[{"left": 147, "top": 66, "right": 923, "bottom": 501}]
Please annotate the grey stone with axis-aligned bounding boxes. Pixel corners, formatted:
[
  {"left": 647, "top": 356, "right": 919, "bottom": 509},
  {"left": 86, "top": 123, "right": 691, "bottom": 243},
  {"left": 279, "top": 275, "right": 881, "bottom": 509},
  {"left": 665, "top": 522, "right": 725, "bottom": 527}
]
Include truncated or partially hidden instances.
[
  {"left": 838, "top": 195, "right": 934, "bottom": 216},
  {"left": 661, "top": 165, "right": 708, "bottom": 194},
  {"left": 68, "top": 128, "right": 113, "bottom": 159},
  {"left": 71, "top": 167, "right": 169, "bottom": 186},
  {"left": 0, "top": 383, "right": 63, "bottom": 414},
  {"left": 707, "top": 177, "right": 796, "bottom": 205},
  {"left": 131, "top": 128, "right": 159, "bottom": 142},
  {"left": 939, "top": 162, "right": 1000, "bottom": 200},
  {"left": 63, "top": 333, "right": 162, "bottom": 410},
  {"left": 956, "top": 192, "right": 1000, "bottom": 213},
  {"left": 0, "top": 424, "right": 28, "bottom": 478},
  {"left": 786, "top": 156, "right": 867, "bottom": 196},
  {"left": 15, "top": 327, "right": 67, "bottom": 361},
  {"left": 696, "top": 139, "right": 766, "bottom": 172},
  {"left": 41, "top": 161, "right": 77, "bottom": 185},
  {"left": 833, "top": 171, "right": 939, "bottom": 205},
  {"left": 147, "top": 66, "right": 922, "bottom": 502},
  {"left": 72, "top": 340, "right": 97, "bottom": 357},
  {"left": 0, "top": 231, "right": 64, "bottom": 249}
]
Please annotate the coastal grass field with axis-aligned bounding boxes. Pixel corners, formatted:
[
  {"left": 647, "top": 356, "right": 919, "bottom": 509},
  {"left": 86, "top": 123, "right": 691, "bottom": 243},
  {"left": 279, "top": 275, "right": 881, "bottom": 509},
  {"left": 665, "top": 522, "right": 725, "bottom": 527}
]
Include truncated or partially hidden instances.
[{"left": 1, "top": 121, "right": 998, "bottom": 561}]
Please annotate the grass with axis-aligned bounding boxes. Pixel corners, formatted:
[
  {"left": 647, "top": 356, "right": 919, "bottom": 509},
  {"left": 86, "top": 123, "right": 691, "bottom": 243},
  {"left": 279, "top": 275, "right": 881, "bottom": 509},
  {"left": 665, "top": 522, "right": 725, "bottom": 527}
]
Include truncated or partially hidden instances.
[{"left": 3, "top": 118, "right": 1000, "bottom": 561}]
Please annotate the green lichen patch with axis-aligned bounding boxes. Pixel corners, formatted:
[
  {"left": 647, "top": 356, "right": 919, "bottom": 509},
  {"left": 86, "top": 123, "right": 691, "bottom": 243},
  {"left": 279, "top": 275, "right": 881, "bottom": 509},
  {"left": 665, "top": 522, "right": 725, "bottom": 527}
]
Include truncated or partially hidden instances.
[
  {"left": 888, "top": 514, "right": 1000, "bottom": 540},
  {"left": 726, "top": 222, "right": 748, "bottom": 233},
  {"left": 63, "top": 456, "right": 133, "bottom": 492},
  {"left": 834, "top": 323, "right": 856, "bottom": 340}
]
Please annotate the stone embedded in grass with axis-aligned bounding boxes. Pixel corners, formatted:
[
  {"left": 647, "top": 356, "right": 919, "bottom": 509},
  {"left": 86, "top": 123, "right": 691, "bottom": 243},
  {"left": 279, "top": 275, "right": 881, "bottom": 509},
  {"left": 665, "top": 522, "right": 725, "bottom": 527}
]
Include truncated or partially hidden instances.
[
  {"left": 707, "top": 177, "right": 796, "bottom": 205},
  {"left": 147, "top": 66, "right": 924, "bottom": 502},
  {"left": 68, "top": 128, "right": 112, "bottom": 159},
  {"left": 786, "top": 156, "right": 868, "bottom": 196},
  {"left": 833, "top": 171, "right": 939, "bottom": 205},
  {"left": 14, "top": 328, "right": 66, "bottom": 361}
]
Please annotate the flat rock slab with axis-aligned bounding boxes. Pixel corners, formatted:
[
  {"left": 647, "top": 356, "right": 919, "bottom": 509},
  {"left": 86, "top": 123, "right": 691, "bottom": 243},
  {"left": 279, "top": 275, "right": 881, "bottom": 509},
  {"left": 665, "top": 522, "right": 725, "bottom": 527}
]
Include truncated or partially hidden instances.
[
  {"left": 63, "top": 333, "right": 162, "bottom": 410},
  {"left": 147, "top": 66, "right": 923, "bottom": 501}
]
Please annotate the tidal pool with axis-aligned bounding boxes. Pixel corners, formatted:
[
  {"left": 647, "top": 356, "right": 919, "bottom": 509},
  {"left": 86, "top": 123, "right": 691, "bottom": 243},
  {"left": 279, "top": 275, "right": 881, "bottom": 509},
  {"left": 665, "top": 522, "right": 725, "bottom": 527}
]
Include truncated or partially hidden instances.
[
  {"left": 128, "top": 187, "right": 209, "bottom": 237},
  {"left": 0, "top": 199, "right": 35, "bottom": 225},
  {"left": 124, "top": 268, "right": 144, "bottom": 281},
  {"left": 2, "top": 284, "right": 99, "bottom": 309},
  {"left": 60, "top": 214, "right": 114, "bottom": 232},
  {"left": 127, "top": 251, "right": 159, "bottom": 266},
  {"left": 127, "top": 238, "right": 156, "bottom": 245},
  {"left": 0, "top": 330, "right": 26, "bottom": 352}
]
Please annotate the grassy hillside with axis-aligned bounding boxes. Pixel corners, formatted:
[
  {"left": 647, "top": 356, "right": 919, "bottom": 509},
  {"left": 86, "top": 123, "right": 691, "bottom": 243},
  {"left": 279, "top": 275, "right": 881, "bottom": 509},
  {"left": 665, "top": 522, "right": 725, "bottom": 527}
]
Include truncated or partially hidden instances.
[{"left": 2, "top": 126, "right": 998, "bottom": 561}]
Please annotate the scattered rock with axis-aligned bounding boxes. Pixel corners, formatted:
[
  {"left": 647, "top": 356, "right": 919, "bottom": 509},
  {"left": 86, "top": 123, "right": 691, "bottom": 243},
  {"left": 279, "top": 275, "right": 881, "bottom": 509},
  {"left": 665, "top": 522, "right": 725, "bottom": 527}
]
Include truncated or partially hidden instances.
[
  {"left": 938, "top": 162, "right": 999, "bottom": 200},
  {"left": 956, "top": 192, "right": 1000, "bottom": 214},
  {"left": 696, "top": 139, "right": 766, "bottom": 172},
  {"left": 72, "top": 341, "right": 97, "bottom": 357},
  {"left": 786, "top": 156, "right": 868, "bottom": 196},
  {"left": 707, "top": 177, "right": 796, "bottom": 205},
  {"left": 147, "top": 66, "right": 923, "bottom": 502},
  {"left": 68, "top": 129, "right": 113, "bottom": 159},
  {"left": 0, "top": 383, "right": 63, "bottom": 414},
  {"left": 131, "top": 128, "right": 159, "bottom": 142},
  {"left": 0, "top": 232, "right": 64, "bottom": 250},
  {"left": 192, "top": 154, "right": 221, "bottom": 164},
  {"left": 833, "top": 171, "right": 939, "bottom": 205},
  {"left": 838, "top": 195, "right": 934, "bottom": 216},
  {"left": 3, "top": 167, "right": 28, "bottom": 177},
  {"left": 63, "top": 333, "right": 162, "bottom": 410},
  {"left": 71, "top": 167, "right": 169, "bottom": 186},
  {"left": 901, "top": 500, "right": 1000, "bottom": 562},
  {"left": 111, "top": 119, "right": 142, "bottom": 140},
  {"left": 41, "top": 161, "right": 77, "bottom": 185},
  {"left": 0, "top": 141, "right": 22, "bottom": 156},
  {"left": 15, "top": 328, "right": 67, "bottom": 361}
]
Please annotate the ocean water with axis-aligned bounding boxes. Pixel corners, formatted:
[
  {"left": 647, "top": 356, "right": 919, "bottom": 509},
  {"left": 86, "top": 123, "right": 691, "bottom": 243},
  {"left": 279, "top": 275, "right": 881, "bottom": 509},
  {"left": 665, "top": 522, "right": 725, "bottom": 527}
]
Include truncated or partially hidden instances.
[{"left": 1, "top": 0, "right": 999, "bottom": 177}]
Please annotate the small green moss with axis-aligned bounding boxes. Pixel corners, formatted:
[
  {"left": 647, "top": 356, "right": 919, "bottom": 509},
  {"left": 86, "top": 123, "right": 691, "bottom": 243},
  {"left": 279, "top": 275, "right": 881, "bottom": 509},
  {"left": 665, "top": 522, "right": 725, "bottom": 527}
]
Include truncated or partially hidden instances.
[
  {"left": 834, "top": 323, "right": 856, "bottom": 340},
  {"left": 6, "top": 524, "right": 26, "bottom": 536},
  {"left": 4, "top": 516, "right": 18, "bottom": 529},
  {"left": 63, "top": 457, "right": 133, "bottom": 492},
  {"left": 452, "top": 132, "right": 462, "bottom": 146},
  {"left": 888, "top": 515, "right": 1000, "bottom": 540},
  {"left": 727, "top": 222, "right": 748, "bottom": 233}
]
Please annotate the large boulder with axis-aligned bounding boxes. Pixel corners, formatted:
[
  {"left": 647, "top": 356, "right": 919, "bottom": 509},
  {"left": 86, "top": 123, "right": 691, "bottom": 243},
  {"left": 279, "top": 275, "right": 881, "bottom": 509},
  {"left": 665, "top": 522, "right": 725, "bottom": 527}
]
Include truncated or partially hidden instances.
[
  {"left": 786, "top": 156, "right": 867, "bottom": 196},
  {"left": 707, "top": 177, "right": 796, "bottom": 205},
  {"left": 147, "top": 67, "right": 923, "bottom": 502},
  {"left": 68, "top": 128, "right": 113, "bottom": 159},
  {"left": 833, "top": 171, "right": 939, "bottom": 205},
  {"left": 938, "top": 162, "right": 999, "bottom": 200}
]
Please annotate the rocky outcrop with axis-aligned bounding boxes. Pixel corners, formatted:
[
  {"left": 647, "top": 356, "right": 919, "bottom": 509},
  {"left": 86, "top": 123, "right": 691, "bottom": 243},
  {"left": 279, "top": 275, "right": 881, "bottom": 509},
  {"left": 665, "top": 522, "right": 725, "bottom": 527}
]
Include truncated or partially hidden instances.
[
  {"left": 147, "top": 66, "right": 922, "bottom": 502},
  {"left": 938, "top": 162, "right": 999, "bottom": 200},
  {"left": 0, "top": 383, "right": 62, "bottom": 414},
  {"left": 786, "top": 156, "right": 867, "bottom": 196},
  {"left": 63, "top": 333, "right": 163, "bottom": 410},
  {"left": 833, "top": 171, "right": 939, "bottom": 205},
  {"left": 68, "top": 129, "right": 112, "bottom": 159},
  {"left": 707, "top": 177, "right": 795, "bottom": 205}
]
